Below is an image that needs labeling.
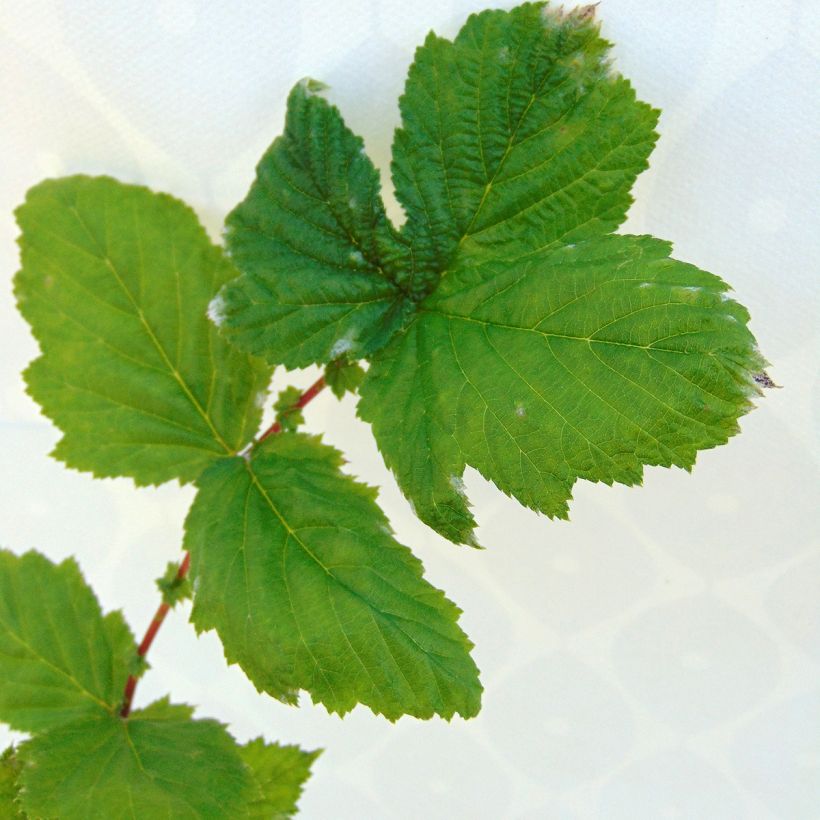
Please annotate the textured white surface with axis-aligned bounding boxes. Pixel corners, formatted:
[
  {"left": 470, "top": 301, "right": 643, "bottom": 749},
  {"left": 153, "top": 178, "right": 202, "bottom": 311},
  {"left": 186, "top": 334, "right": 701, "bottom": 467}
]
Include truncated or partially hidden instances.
[{"left": 1, "top": 1, "right": 818, "bottom": 818}]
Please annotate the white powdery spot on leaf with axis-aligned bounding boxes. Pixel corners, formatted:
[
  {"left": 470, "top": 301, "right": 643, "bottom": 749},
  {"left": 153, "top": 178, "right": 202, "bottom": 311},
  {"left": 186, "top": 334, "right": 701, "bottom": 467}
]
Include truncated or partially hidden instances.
[
  {"left": 348, "top": 250, "right": 365, "bottom": 266},
  {"left": 498, "top": 46, "right": 510, "bottom": 64},
  {"left": 298, "top": 77, "right": 328, "bottom": 97},
  {"left": 330, "top": 334, "right": 356, "bottom": 359},
  {"left": 254, "top": 390, "right": 267, "bottom": 409},
  {"left": 515, "top": 403, "right": 526, "bottom": 418},
  {"left": 449, "top": 475, "right": 467, "bottom": 497},
  {"left": 207, "top": 294, "right": 226, "bottom": 327}
]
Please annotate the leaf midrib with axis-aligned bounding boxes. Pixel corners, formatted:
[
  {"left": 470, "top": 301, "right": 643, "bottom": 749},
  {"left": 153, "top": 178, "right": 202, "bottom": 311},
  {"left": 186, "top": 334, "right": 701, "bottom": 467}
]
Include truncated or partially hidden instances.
[
  {"left": 242, "top": 459, "right": 471, "bottom": 692},
  {"left": 61, "top": 201, "right": 234, "bottom": 457}
]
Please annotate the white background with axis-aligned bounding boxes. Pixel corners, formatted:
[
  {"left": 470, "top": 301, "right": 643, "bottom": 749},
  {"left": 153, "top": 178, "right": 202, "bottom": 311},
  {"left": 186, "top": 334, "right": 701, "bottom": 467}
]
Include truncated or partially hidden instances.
[{"left": 1, "top": 1, "right": 819, "bottom": 818}]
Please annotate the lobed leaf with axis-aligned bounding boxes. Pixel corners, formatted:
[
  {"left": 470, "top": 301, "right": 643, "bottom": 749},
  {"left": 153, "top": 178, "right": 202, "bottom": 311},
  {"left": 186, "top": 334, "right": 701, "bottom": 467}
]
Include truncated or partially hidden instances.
[
  {"left": 15, "top": 176, "right": 271, "bottom": 486},
  {"left": 360, "top": 236, "right": 767, "bottom": 542},
  {"left": 239, "top": 738, "right": 319, "bottom": 819},
  {"left": 17, "top": 699, "right": 252, "bottom": 819},
  {"left": 324, "top": 358, "right": 366, "bottom": 399},
  {"left": 221, "top": 81, "right": 417, "bottom": 368},
  {"left": 185, "top": 434, "right": 482, "bottom": 720},
  {"left": 0, "top": 549, "right": 134, "bottom": 733},
  {"left": 392, "top": 2, "right": 658, "bottom": 267}
]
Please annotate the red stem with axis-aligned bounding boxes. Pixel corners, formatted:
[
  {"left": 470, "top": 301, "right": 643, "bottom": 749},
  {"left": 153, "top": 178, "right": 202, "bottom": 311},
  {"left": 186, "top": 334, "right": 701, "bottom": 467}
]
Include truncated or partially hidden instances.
[
  {"left": 256, "top": 375, "right": 326, "bottom": 446},
  {"left": 119, "top": 375, "right": 327, "bottom": 718}
]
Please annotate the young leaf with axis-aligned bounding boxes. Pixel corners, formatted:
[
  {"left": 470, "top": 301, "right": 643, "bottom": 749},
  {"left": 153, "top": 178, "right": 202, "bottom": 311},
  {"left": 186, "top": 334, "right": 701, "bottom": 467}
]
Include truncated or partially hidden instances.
[
  {"left": 392, "top": 3, "right": 658, "bottom": 267},
  {"left": 221, "top": 80, "right": 416, "bottom": 367},
  {"left": 185, "top": 434, "right": 482, "bottom": 720},
  {"left": 0, "top": 747, "right": 24, "bottom": 819},
  {"left": 156, "top": 560, "right": 193, "bottom": 608},
  {"left": 324, "top": 358, "right": 366, "bottom": 399},
  {"left": 15, "top": 176, "right": 271, "bottom": 486},
  {"left": 360, "top": 236, "right": 767, "bottom": 542},
  {"left": 17, "top": 699, "right": 252, "bottom": 819},
  {"left": 274, "top": 385, "right": 306, "bottom": 432},
  {"left": 0, "top": 549, "right": 134, "bottom": 733},
  {"left": 239, "top": 738, "right": 319, "bottom": 819}
]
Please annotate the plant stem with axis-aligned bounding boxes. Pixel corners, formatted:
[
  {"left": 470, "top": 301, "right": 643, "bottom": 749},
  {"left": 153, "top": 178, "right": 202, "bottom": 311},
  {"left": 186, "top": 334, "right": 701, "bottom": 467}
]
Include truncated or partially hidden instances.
[
  {"left": 255, "top": 374, "right": 326, "bottom": 446},
  {"left": 120, "top": 552, "right": 190, "bottom": 717},
  {"left": 119, "top": 373, "right": 328, "bottom": 718}
]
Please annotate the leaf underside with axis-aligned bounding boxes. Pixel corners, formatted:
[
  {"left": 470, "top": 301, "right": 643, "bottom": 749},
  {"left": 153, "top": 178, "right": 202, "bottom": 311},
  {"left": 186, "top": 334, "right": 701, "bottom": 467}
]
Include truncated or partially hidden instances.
[
  {"left": 217, "top": 2, "right": 768, "bottom": 544},
  {"left": 185, "top": 434, "right": 482, "bottom": 720},
  {"left": 15, "top": 176, "right": 271, "bottom": 486}
]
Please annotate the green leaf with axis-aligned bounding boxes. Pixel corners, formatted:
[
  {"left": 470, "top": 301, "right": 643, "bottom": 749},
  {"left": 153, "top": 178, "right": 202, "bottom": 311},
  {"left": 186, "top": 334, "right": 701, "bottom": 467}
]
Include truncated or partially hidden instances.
[
  {"left": 392, "top": 2, "right": 658, "bottom": 267},
  {"left": 274, "top": 386, "right": 306, "bottom": 432},
  {"left": 15, "top": 175, "right": 271, "bottom": 486},
  {"left": 185, "top": 434, "right": 482, "bottom": 720},
  {"left": 0, "top": 747, "right": 24, "bottom": 819},
  {"left": 221, "top": 80, "right": 416, "bottom": 368},
  {"left": 0, "top": 549, "right": 134, "bottom": 733},
  {"left": 17, "top": 699, "right": 252, "bottom": 819},
  {"left": 156, "top": 560, "right": 192, "bottom": 608},
  {"left": 360, "top": 236, "right": 767, "bottom": 543},
  {"left": 324, "top": 359, "right": 366, "bottom": 399},
  {"left": 239, "top": 738, "right": 319, "bottom": 819}
]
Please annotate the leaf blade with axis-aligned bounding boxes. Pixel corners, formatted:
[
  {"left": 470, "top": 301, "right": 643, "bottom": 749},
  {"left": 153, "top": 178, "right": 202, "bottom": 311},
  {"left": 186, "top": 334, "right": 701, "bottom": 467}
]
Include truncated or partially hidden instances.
[
  {"left": 222, "top": 81, "right": 414, "bottom": 367},
  {"left": 186, "top": 435, "right": 482, "bottom": 720},
  {"left": 360, "top": 236, "right": 766, "bottom": 542},
  {"left": 239, "top": 738, "right": 319, "bottom": 819},
  {"left": 14, "top": 175, "right": 271, "bottom": 486},
  {"left": 392, "top": 3, "right": 658, "bottom": 266},
  {"left": 0, "top": 549, "right": 135, "bottom": 733},
  {"left": 17, "top": 701, "right": 252, "bottom": 820}
]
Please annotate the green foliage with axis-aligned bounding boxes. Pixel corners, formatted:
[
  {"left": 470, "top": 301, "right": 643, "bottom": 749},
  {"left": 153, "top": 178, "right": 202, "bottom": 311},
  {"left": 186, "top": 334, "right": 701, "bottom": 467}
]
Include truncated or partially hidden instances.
[
  {"left": 392, "top": 3, "right": 658, "bottom": 265},
  {"left": 274, "top": 385, "right": 306, "bottom": 432},
  {"left": 239, "top": 738, "right": 320, "bottom": 819},
  {"left": 0, "top": 747, "right": 24, "bottom": 819},
  {"left": 325, "top": 358, "right": 366, "bottom": 399},
  {"left": 156, "top": 559, "right": 193, "bottom": 607},
  {"left": 359, "top": 235, "right": 765, "bottom": 541},
  {"left": 9, "top": 2, "right": 770, "bottom": 815},
  {"left": 0, "top": 551, "right": 316, "bottom": 818},
  {"left": 216, "top": 2, "right": 766, "bottom": 543},
  {"left": 0, "top": 549, "right": 134, "bottom": 733},
  {"left": 17, "top": 702, "right": 252, "bottom": 819},
  {"left": 220, "top": 80, "right": 415, "bottom": 367},
  {"left": 186, "top": 434, "right": 481, "bottom": 720},
  {"left": 14, "top": 176, "right": 271, "bottom": 486}
]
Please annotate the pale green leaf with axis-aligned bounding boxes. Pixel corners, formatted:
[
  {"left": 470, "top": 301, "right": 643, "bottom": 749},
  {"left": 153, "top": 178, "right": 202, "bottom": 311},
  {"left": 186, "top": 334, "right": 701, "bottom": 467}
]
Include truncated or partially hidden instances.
[
  {"left": 0, "top": 549, "right": 134, "bottom": 733},
  {"left": 156, "top": 561, "right": 192, "bottom": 608},
  {"left": 324, "top": 359, "right": 366, "bottom": 399},
  {"left": 17, "top": 700, "right": 251, "bottom": 819},
  {"left": 360, "top": 236, "right": 767, "bottom": 542},
  {"left": 221, "top": 81, "right": 417, "bottom": 368},
  {"left": 239, "top": 738, "right": 319, "bottom": 819},
  {"left": 392, "top": 2, "right": 659, "bottom": 267},
  {"left": 0, "top": 747, "right": 24, "bottom": 819},
  {"left": 274, "top": 385, "right": 306, "bottom": 432},
  {"left": 186, "top": 434, "right": 482, "bottom": 720},
  {"left": 15, "top": 176, "right": 271, "bottom": 486}
]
